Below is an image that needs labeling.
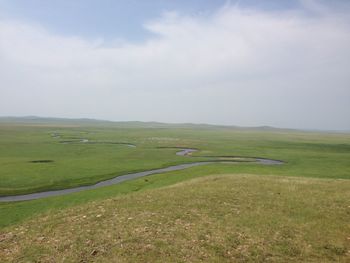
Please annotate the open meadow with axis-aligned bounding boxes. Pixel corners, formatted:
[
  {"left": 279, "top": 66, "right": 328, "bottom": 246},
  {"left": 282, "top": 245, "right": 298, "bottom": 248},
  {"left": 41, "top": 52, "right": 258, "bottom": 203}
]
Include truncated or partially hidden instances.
[
  {"left": 0, "top": 119, "right": 349, "bottom": 262},
  {"left": 1, "top": 1, "right": 350, "bottom": 262}
]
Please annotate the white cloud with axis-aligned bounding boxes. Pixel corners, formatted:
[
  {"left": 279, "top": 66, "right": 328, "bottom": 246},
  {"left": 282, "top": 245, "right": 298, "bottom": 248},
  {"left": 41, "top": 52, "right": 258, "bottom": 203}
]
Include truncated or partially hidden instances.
[{"left": 0, "top": 1, "right": 349, "bottom": 129}]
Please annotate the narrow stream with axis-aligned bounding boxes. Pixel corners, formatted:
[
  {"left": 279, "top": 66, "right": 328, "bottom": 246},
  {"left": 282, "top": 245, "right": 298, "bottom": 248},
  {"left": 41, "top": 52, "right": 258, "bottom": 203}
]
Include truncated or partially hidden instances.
[{"left": 0, "top": 142, "right": 283, "bottom": 202}]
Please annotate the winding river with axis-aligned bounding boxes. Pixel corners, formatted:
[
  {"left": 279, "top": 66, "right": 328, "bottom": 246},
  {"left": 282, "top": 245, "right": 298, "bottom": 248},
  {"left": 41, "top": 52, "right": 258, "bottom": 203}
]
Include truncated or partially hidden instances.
[{"left": 0, "top": 138, "right": 283, "bottom": 202}]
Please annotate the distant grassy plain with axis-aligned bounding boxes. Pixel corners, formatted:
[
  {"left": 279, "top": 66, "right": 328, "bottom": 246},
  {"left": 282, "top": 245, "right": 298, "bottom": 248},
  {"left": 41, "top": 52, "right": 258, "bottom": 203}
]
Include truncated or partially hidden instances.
[
  {"left": 0, "top": 119, "right": 349, "bottom": 261},
  {"left": 1, "top": 122, "right": 349, "bottom": 197}
]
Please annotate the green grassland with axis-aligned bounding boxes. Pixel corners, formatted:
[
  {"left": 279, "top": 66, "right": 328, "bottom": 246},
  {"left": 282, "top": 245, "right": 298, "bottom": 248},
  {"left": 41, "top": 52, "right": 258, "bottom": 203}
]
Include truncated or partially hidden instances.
[
  {"left": 0, "top": 119, "right": 349, "bottom": 262},
  {"left": 1, "top": 174, "right": 349, "bottom": 262},
  {"left": 1, "top": 122, "right": 349, "bottom": 197}
]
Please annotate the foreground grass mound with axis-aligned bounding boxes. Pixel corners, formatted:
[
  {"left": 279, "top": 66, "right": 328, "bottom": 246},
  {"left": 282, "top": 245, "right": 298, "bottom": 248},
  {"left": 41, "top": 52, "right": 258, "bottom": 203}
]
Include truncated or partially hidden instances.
[{"left": 1, "top": 174, "right": 349, "bottom": 262}]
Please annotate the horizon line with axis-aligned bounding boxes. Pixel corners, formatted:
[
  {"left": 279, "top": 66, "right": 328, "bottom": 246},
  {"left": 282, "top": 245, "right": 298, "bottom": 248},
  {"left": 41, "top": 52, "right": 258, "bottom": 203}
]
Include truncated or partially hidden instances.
[{"left": 0, "top": 115, "right": 349, "bottom": 134}]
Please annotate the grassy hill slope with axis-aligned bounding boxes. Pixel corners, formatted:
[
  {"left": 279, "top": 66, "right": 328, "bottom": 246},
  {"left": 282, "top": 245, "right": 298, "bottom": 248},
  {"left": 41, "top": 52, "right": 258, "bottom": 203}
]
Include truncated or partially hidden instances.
[{"left": 1, "top": 174, "right": 349, "bottom": 262}]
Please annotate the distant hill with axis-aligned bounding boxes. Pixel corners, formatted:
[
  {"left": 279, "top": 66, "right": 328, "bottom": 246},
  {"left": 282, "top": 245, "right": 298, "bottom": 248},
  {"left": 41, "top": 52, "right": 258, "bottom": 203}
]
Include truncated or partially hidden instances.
[
  {"left": 0, "top": 116, "right": 285, "bottom": 130},
  {"left": 0, "top": 116, "right": 345, "bottom": 133},
  {"left": 0, "top": 116, "right": 113, "bottom": 125}
]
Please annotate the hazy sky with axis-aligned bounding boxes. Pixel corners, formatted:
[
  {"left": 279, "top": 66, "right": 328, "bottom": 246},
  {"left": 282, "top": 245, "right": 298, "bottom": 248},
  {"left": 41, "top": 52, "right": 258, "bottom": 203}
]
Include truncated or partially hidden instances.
[{"left": 0, "top": 0, "right": 349, "bottom": 130}]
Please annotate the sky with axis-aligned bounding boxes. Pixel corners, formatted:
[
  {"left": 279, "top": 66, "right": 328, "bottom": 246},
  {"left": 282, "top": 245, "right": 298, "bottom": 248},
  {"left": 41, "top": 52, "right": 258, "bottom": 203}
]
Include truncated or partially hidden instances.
[{"left": 0, "top": 0, "right": 349, "bottom": 130}]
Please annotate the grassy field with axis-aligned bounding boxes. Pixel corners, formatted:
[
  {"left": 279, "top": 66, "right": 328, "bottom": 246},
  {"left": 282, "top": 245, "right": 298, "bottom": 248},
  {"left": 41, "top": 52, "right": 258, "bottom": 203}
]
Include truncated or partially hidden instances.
[
  {"left": 0, "top": 119, "right": 349, "bottom": 262},
  {"left": 1, "top": 174, "right": 349, "bottom": 262},
  {"left": 1, "top": 121, "right": 349, "bottom": 197}
]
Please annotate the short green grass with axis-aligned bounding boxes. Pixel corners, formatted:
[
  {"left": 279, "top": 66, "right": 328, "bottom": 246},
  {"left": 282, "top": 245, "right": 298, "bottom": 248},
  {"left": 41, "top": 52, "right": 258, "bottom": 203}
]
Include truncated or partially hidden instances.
[
  {"left": 0, "top": 122, "right": 350, "bottom": 229},
  {"left": 0, "top": 124, "right": 208, "bottom": 196},
  {"left": 1, "top": 174, "right": 349, "bottom": 262},
  {"left": 0, "top": 121, "right": 349, "bottom": 262},
  {"left": 1, "top": 123, "right": 349, "bottom": 197}
]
